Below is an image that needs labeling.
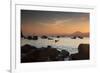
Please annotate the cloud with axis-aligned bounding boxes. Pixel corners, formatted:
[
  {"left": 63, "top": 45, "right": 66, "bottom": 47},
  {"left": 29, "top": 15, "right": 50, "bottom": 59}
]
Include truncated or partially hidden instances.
[{"left": 21, "top": 10, "right": 89, "bottom": 27}]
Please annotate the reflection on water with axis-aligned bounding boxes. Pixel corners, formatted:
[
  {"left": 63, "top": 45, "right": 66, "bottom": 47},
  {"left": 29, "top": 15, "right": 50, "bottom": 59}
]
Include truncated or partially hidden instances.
[{"left": 21, "top": 37, "right": 89, "bottom": 54}]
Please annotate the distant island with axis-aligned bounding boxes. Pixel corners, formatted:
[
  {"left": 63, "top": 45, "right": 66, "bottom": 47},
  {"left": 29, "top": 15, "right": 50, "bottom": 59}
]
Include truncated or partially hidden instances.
[
  {"left": 21, "top": 31, "right": 89, "bottom": 38},
  {"left": 69, "top": 31, "right": 89, "bottom": 37}
]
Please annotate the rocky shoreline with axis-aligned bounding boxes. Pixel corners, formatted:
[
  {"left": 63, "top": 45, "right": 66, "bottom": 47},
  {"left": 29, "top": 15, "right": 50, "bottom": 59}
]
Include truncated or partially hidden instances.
[{"left": 21, "top": 44, "right": 89, "bottom": 63}]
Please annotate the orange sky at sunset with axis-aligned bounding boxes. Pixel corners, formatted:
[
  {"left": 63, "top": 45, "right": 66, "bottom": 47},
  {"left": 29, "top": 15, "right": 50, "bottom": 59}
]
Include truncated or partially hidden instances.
[{"left": 21, "top": 10, "right": 89, "bottom": 36}]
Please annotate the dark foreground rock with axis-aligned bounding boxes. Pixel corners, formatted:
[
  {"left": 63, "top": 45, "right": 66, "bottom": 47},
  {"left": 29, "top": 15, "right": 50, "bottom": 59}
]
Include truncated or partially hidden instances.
[
  {"left": 71, "top": 44, "right": 89, "bottom": 60},
  {"left": 21, "top": 45, "right": 70, "bottom": 63}
]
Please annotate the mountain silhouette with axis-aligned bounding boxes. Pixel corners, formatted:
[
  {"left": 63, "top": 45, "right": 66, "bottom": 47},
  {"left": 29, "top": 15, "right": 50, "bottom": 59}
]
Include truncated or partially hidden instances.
[{"left": 69, "top": 31, "right": 89, "bottom": 37}]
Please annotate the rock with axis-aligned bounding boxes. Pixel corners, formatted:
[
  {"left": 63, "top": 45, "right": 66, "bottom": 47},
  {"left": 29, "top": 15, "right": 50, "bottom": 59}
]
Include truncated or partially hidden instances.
[
  {"left": 71, "top": 36, "right": 83, "bottom": 39},
  {"left": 78, "top": 36, "right": 83, "bottom": 39},
  {"left": 21, "top": 32, "right": 24, "bottom": 38},
  {"left": 56, "top": 53, "right": 64, "bottom": 61},
  {"left": 52, "top": 50, "right": 70, "bottom": 61},
  {"left": 61, "top": 50, "right": 69, "bottom": 58},
  {"left": 41, "top": 35, "right": 48, "bottom": 39},
  {"left": 27, "top": 36, "right": 32, "bottom": 40},
  {"left": 55, "top": 40, "right": 59, "bottom": 43},
  {"left": 21, "top": 44, "right": 36, "bottom": 53},
  {"left": 32, "top": 36, "right": 38, "bottom": 40},
  {"left": 21, "top": 44, "right": 71, "bottom": 62},
  {"left": 71, "top": 44, "right": 89, "bottom": 60},
  {"left": 21, "top": 50, "right": 38, "bottom": 62},
  {"left": 47, "top": 45, "right": 52, "bottom": 48},
  {"left": 57, "top": 36, "right": 60, "bottom": 38},
  {"left": 48, "top": 37, "right": 53, "bottom": 40},
  {"left": 21, "top": 32, "right": 26, "bottom": 38},
  {"left": 21, "top": 44, "right": 38, "bottom": 63},
  {"left": 78, "top": 44, "right": 89, "bottom": 57},
  {"left": 21, "top": 45, "right": 62, "bottom": 62},
  {"left": 71, "top": 36, "right": 77, "bottom": 39},
  {"left": 38, "top": 48, "right": 60, "bottom": 61}
]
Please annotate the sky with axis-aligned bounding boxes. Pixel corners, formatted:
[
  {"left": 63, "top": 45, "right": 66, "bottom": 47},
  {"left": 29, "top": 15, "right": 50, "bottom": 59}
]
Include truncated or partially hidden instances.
[{"left": 21, "top": 10, "right": 89, "bottom": 36}]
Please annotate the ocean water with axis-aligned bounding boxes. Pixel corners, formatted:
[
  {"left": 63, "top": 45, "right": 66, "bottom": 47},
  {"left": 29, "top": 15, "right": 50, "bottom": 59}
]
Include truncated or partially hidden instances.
[{"left": 21, "top": 37, "right": 89, "bottom": 54}]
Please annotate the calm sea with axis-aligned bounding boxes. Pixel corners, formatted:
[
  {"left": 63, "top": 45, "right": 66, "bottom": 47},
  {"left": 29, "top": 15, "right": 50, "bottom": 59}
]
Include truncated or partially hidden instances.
[{"left": 21, "top": 37, "right": 89, "bottom": 54}]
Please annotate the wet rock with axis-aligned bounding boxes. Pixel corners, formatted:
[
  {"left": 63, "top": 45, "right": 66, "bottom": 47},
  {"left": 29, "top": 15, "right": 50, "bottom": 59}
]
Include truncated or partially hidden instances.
[
  {"left": 32, "top": 36, "right": 38, "bottom": 40},
  {"left": 71, "top": 44, "right": 89, "bottom": 60},
  {"left": 21, "top": 44, "right": 71, "bottom": 63},
  {"left": 55, "top": 40, "right": 59, "bottom": 43},
  {"left": 48, "top": 37, "right": 53, "bottom": 40},
  {"left": 21, "top": 45, "right": 63, "bottom": 62},
  {"left": 61, "top": 50, "right": 69, "bottom": 58},
  {"left": 57, "top": 36, "right": 60, "bottom": 38},
  {"left": 27, "top": 36, "right": 32, "bottom": 40},
  {"left": 38, "top": 48, "right": 60, "bottom": 61},
  {"left": 71, "top": 36, "right": 77, "bottom": 39},
  {"left": 41, "top": 35, "right": 48, "bottom": 39},
  {"left": 21, "top": 44, "right": 38, "bottom": 63},
  {"left": 78, "top": 36, "right": 83, "bottom": 39},
  {"left": 21, "top": 44, "right": 36, "bottom": 53},
  {"left": 71, "top": 36, "right": 83, "bottom": 39}
]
